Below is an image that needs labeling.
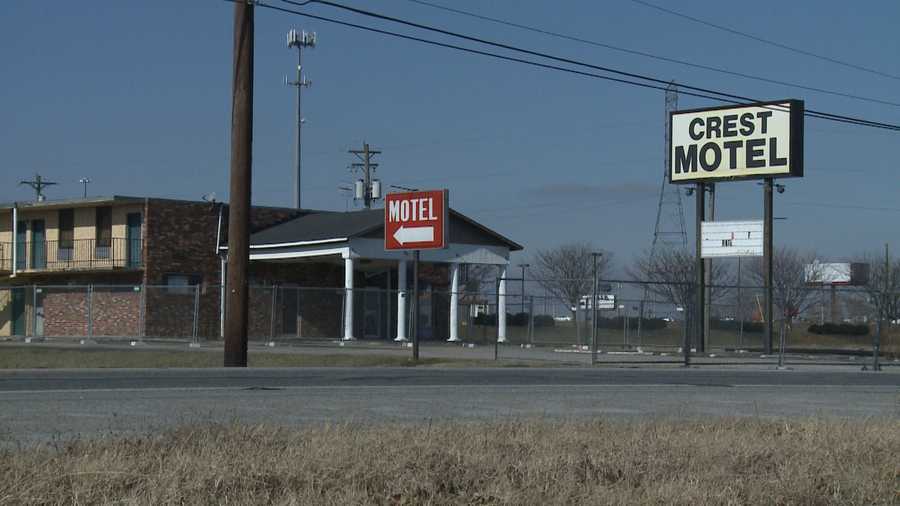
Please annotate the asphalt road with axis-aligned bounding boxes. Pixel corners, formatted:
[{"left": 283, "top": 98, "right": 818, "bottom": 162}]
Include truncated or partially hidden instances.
[{"left": 1, "top": 367, "right": 897, "bottom": 445}]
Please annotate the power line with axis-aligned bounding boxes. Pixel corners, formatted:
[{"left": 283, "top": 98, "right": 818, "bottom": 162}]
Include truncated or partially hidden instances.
[
  {"left": 628, "top": 0, "right": 900, "bottom": 82},
  {"left": 276, "top": 0, "right": 900, "bottom": 131},
  {"left": 404, "top": 0, "right": 900, "bottom": 108}
]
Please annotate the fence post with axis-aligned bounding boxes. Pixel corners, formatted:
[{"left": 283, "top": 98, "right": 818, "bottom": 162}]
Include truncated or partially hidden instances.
[
  {"left": 31, "top": 285, "right": 37, "bottom": 338},
  {"left": 269, "top": 285, "right": 278, "bottom": 343},
  {"left": 191, "top": 283, "right": 201, "bottom": 344},
  {"left": 87, "top": 285, "right": 94, "bottom": 339},
  {"left": 138, "top": 284, "right": 146, "bottom": 338},
  {"left": 528, "top": 296, "right": 534, "bottom": 346}
]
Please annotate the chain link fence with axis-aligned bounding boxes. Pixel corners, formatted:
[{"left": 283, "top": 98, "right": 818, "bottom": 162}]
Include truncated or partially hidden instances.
[{"left": 1, "top": 281, "right": 895, "bottom": 367}]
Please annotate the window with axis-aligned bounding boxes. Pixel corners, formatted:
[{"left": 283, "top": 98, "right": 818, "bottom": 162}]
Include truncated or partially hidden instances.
[
  {"left": 95, "top": 207, "right": 112, "bottom": 259},
  {"left": 165, "top": 274, "right": 201, "bottom": 295},
  {"left": 58, "top": 209, "right": 74, "bottom": 262}
]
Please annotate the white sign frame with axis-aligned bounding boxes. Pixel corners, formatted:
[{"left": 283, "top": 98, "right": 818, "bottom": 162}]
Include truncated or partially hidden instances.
[
  {"left": 670, "top": 99, "right": 804, "bottom": 184},
  {"left": 701, "top": 220, "right": 764, "bottom": 258}
]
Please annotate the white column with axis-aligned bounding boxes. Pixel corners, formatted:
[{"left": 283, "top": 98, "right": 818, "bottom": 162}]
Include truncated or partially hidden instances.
[
  {"left": 343, "top": 255, "right": 355, "bottom": 340},
  {"left": 395, "top": 259, "right": 408, "bottom": 341},
  {"left": 448, "top": 262, "right": 461, "bottom": 342},
  {"left": 498, "top": 264, "right": 508, "bottom": 343}
]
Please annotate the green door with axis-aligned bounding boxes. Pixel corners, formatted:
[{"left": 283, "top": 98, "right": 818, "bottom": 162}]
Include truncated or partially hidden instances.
[
  {"left": 126, "top": 213, "right": 142, "bottom": 268},
  {"left": 31, "top": 220, "right": 46, "bottom": 269},
  {"left": 15, "top": 221, "right": 26, "bottom": 270},
  {"left": 11, "top": 288, "right": 25, "bottom": 336}
]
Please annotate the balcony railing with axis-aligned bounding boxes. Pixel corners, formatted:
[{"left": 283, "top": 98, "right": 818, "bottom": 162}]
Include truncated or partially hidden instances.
[
  {"left": 0, "top": 243, "right": 10, "bottom": 272},
  {"left": 1, "top": 238, "right": 143, "bottom": 273}
]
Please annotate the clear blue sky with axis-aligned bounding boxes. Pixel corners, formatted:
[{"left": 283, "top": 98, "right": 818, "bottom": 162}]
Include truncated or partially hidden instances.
[{"left": 2, "top": 0, "right": 898, "bottom": 268}]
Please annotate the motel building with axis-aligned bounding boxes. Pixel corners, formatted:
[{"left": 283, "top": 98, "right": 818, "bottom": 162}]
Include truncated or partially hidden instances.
[{"left": 0, "top": 195, "right": 521, "bottom": 342}]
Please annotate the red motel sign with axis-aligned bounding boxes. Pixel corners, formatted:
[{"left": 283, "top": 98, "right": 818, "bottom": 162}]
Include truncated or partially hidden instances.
[{"left": 384, "top": 190, "right": 448, "bottom": 251}]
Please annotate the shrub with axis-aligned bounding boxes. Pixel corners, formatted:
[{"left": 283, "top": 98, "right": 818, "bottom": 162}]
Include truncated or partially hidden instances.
[
  {"left": 593, "top": 317, "right": 668, "bottom": 331},
  {"left": 711, "top": 319, "right": 764, "bottom": 333},
  {"left": 808, "top": 323, "right": 869, "bottom": 336}
]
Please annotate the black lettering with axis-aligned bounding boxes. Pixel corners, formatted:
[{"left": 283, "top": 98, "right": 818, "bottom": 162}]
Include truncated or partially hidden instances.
[
  {"left": 756, "top": 110, "right": 773, "bottom": 134},
  {"left": 699, "top": 142, "right": 721, "bottom": 172},
  {"left": 739, "top": 113, "right": 754, "bottom": 136},
  {"left": 689, "top": 118, "right": 704, "bottom": 141},
  {"left": 746, "top": 138, "right": 766, "bottom": 168},
  {"left": 706, "top": 116, "right": 722, "bottom": 139},
  {"left": 674, "top": 145, "right": 698, "bottom": 174},
  {"left": 722, "top": 114, "right": 738, "bottom": 137},
  {"left": 769, "top": 137, "right": 787, "bottom": 166},
  {"left": 723, "top": 141, "right": 742, "bottom": 169}
]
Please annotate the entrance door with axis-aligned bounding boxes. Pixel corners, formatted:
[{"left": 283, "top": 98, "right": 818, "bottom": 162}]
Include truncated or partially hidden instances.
[
  {"left": 34, "top": 290, "right": 44, "bottom": 337},
  {"left": 281, "top": 287, "right": 298, "bottom": 337},
  {"left": 126, "top": 213, "right": 142, "bottom": 268},
  {"left": 11, "top": 288, "right": 25, "bottom": 336},
  {"left": 363, "top": 290, "right": 383, "bottom": 339},
  {"left": 15, "top": 221, "right": 26, "bottom": 270},
  {"left": 31, "top": 220, "right": 45, "bottom": 269}
]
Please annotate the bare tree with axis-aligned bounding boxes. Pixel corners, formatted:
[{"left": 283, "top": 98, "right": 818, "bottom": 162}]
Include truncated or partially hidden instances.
[
  {"left": 854, "top": 251, "right": 900, "bottom": 323},
  {"left": 747, "top": 247, "right": 819, "bottom": 321},
  {"left": 531, "top": 242, "right": 610, "bottom": 325},
  {"left": 629, "top": 247, "right": 730, "bottom": 310}
]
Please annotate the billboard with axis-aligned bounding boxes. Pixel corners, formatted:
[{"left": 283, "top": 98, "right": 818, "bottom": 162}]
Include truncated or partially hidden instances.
[
  {"left": 578, "top": 294, "right": 616, "bottom": 311},
  {"left": 701, "top": 220, "right": 764, "bottom": 258},
  {"left": 805, "top": 262, "right": 870, "bottom": 286},
  {"left": 670, "top": 99, "right": 804, "bottom": 183}
]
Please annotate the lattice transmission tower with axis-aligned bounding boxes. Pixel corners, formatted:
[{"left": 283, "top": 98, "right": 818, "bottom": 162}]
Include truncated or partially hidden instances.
[{"left": 650, "top": 82, "right": 687, "bottom": 254}]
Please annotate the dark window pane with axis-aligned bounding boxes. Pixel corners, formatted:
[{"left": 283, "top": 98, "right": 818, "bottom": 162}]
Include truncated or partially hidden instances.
[
  {"left": 95, "top": 207, "right": 112, "bottom": 248},
  {"left": 59, "top": 209, "right": 74, "bottom": 253}
]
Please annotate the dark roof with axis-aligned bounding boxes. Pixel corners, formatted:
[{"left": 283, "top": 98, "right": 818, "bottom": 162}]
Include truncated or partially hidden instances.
[
  {"left": 250, "top": 209, "right": 384, "bottom": 245},
  {"left": 249, "top": 208, "right": 523, "bottom": 251}
]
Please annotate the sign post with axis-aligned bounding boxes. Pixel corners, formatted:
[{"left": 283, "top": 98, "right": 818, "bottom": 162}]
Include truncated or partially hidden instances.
[
  {"left": 669, "top": 99, "right": 804, "bottom": 362},
  {"left": 385, "top": 190, "right": 449, "bottom": 361}
]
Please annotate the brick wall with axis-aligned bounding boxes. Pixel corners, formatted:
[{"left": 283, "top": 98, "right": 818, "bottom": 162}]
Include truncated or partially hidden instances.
[{"left": 142, "top": 199, "right": 301, "bottom": 338}]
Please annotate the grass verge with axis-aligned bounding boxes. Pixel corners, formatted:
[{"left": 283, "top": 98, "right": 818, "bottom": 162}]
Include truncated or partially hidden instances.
[
  {"left": 0, "top": 345, "right": 501, "bottom": 369},
  {"left": 1, "top": 418, "right": 897, "bottom": 505}
]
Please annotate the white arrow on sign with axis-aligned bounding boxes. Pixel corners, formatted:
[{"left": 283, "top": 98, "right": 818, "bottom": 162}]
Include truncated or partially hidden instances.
[{"left": 393, "top": 225, "right": 434, "bottom": 245}]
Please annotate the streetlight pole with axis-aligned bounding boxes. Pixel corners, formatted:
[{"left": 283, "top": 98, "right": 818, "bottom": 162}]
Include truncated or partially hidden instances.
[
  {"left": 591, "top": 252, "right": 602, "bottom": 365},
  {"left": 518, "top": 263, "right": 529, "bottom": 313}
]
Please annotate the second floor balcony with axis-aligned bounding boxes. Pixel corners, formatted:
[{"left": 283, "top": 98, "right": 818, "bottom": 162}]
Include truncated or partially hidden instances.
[{"left": 0, "top": 237, "right": 143, "bottom": 274}]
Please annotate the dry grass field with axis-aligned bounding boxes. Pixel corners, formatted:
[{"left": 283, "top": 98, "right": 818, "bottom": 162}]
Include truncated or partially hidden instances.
[{"left": 1, "top": 418, "right": 897, "bottom": 505}]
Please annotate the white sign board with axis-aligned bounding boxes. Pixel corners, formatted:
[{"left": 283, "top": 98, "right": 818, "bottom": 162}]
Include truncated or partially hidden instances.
[
  {"left": 670, "top": 100, "right": 803, "bottom": 183},
  {"left": 577, "top": 294, "right": 616, "bottom": 311},
  {"left": 701, "top": 220, "right": 764, "bottom": 258}
]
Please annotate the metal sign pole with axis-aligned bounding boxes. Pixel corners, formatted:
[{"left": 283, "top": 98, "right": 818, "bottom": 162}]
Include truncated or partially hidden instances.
[
  {"left": 764, "top": 178, "right": 774, "bottom": 355},
  {"left": 691, "top": 182, "right": 705, "bottom": 366},
  {"left": 412, "top": 250, "right": 419, "bottom": 361},
  {"left": 591, "top": 253, "right": 598, "bottom": 365}
]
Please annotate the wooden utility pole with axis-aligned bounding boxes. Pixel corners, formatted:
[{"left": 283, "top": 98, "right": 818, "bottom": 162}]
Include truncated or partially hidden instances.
[
  {"left": 224, "top": 0, "right": 254, "bottom": 367},
  {"left": 349, "top": 142, "right": 381, "bottom": 208}
]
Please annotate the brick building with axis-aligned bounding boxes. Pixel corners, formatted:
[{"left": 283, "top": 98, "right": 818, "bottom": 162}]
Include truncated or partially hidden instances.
[
  {"left": 0, "top": 196, "right": 522, "bottom": 342},
  {"left": 0, "top": 196, "right": 299, "bottom": 338}
]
